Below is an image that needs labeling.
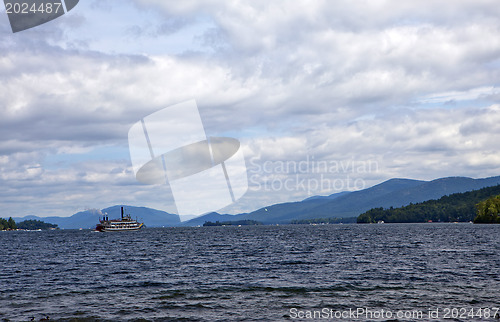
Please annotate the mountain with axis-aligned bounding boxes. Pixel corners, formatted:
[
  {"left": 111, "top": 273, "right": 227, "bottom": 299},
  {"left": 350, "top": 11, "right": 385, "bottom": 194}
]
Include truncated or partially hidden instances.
[
  {"left": 12, "top": 175, "right": 500, "bottom": 227},
  {"left": 358, "top": 184, "right": 500, "bottom": 223},
  {"left": 235, "top": 176, "right": 500, "bottom": 224},
  {"left": 13, "top": 205, "right": 180, "bottom": 229},
  {"left": 233, "top": 178, "right": 423, "bottom": 223},
  {"left": 180, "top": 191, "right": 354, "bottom": 226},
  {"left": 301, "top": 191, "right": 352, "bottom": 202}
]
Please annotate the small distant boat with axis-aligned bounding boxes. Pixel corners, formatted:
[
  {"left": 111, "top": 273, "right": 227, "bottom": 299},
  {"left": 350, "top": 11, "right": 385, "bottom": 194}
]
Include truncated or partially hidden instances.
[{"left": 95, "top": 207, "right": 143, "bottom": 232}]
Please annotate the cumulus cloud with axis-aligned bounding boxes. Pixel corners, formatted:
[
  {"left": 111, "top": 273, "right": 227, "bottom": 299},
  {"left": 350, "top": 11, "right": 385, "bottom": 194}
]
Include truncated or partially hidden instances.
[{"left": 1, "top": 0, "right": 500, "bottom": 217}]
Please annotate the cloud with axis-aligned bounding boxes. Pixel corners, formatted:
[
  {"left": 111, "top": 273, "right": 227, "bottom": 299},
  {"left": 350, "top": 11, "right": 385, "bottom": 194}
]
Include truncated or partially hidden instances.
[
  {"left": 1, "top": 0, "right": 500, "bottom": 217},
  {"left": 244, "top": 104, "right": 500, "bottom": 180}
]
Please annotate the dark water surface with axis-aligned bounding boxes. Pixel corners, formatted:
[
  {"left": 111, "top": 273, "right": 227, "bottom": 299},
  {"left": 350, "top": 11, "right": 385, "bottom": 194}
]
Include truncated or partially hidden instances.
[{"left": 0, "top": 224, "right": 499, "bottom": 321}]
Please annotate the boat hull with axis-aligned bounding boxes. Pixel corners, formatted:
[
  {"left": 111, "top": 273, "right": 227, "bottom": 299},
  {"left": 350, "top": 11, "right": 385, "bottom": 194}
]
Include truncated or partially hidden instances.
[{"left": 96, "top": 223, "right": 143, "bottom": 232}]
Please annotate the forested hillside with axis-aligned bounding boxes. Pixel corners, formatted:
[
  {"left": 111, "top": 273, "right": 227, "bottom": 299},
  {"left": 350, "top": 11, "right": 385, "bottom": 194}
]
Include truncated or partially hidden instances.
[{"left": 357, "top": 184, "right": 500, "bottom": 223}]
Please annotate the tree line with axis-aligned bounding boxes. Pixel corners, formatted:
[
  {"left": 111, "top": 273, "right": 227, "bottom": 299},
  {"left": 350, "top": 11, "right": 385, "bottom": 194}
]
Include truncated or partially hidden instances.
[
  {"left": 357, "top": 184, "right": 500, "bottom": 223},
  {"left": 291, "top": 217, "right": 357, "bottom": 224},
  {"left": 0, "top": 218, "right": 58, "bottom": 230},
  {"left": 475, "top": 195, "right": 500, "bottom": 223},
  {"left": 203, "top": 220, "right": 262, "bottom": 226},
  {"left": 0, "top": 217, "right": 17, "bottom": 230}
]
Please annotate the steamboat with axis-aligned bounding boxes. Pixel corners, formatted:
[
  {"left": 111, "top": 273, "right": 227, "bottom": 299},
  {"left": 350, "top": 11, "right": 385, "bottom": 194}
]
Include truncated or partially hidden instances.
[{"left": 95, "top": 207, "right": 143, "bottom": 232}]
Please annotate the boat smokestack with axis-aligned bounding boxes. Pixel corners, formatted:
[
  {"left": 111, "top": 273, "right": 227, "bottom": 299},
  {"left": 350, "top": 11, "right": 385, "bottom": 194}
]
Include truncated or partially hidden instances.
[{"left": 121, "top": 206, "right": 124, "bottom": 219}]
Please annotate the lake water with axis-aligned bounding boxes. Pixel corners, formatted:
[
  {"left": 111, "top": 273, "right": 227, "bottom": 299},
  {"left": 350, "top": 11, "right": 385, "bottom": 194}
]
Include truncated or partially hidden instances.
[{"left": 0, "top": 224, "right": 499, "bottom": 321}]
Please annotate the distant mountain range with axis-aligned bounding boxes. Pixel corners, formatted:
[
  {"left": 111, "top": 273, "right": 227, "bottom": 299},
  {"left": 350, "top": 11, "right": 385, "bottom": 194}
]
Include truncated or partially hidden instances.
[
  {"left": 12, "top": 205, "right": 180, "bottom": 229},
  {"left": 12, "top": 175, "right": 500, "bottom": 228},
  {"left": 185, "top": 175, "right": 500, "bottom": 225}
]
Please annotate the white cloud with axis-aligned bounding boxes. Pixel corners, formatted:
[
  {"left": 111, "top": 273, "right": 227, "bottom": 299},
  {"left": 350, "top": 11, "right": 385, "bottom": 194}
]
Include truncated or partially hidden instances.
[{"left": 1, "top": 0, "right": 500, "bottom": 217}]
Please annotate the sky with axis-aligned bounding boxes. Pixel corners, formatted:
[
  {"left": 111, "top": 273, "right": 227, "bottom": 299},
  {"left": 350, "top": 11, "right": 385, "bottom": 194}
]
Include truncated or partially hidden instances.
[{"left": 1, "top": 0, "right": 500, "bottom": 219}]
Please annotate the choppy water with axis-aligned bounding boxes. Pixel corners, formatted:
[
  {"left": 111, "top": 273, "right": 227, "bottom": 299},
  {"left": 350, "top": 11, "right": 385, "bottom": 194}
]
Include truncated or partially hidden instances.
[{"left": 0, "top": 224, "right": 499, "bottom": 321}]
